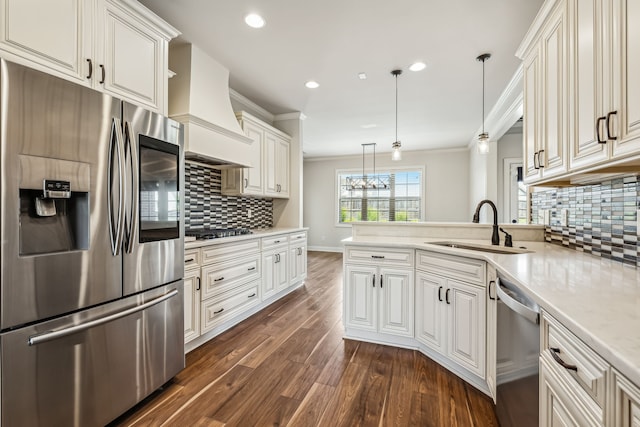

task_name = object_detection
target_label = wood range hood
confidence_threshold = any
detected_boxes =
[168,43,253,168]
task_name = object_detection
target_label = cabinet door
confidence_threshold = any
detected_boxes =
[613,369,640,427]
[262,252,278,300]
[275,249,289,291]
[289,244,307,285]
[378,267,413,337]
[264,132,278,196]
[184,268,201,344]
[523,46,542,182]
[569,0,610,169]
[611,0,640,158]
[276,136,290,198]
[344,265,377,332]
[243,121,264,195]
[0,0,91,84]
[447,279,486,378]
[97,0,164,112]
[540,4,568,177]
[415,271,446,353]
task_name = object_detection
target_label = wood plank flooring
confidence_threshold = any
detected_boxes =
[110,251,498,427]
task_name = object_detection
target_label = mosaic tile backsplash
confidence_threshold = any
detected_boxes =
[185,162,273,230]
[531,175,640,266]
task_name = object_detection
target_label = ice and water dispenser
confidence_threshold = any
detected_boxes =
[18,155,90,256]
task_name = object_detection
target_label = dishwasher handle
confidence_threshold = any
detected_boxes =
[496,277,540,324]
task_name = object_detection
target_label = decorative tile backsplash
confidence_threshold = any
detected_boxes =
[531,176,640,266]
[185,162,273,230]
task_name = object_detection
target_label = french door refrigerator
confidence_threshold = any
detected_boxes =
[0,59,185,426]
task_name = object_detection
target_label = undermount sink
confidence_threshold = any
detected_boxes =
[427,241,532,255]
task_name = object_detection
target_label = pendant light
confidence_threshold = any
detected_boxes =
[477,53,491,154]
[391,69,402,161]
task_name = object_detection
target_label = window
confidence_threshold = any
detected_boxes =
[337,168,423,224]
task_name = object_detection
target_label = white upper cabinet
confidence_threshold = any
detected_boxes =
[0,0,178,113]
[519,0,640,183]
[222,111,290,199]
[522,0,568,183]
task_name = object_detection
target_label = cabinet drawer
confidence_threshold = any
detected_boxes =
[415,250,485,285]
[184,248,201,270]
[201,239,260,265]
[262,234,289,249]
[289,231,307,242]
[201,280,260,333]
[201,255,260,300]
[541,311,609,422]
[344,246,414,267]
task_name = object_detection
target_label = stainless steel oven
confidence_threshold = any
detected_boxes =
[495,274,541,427]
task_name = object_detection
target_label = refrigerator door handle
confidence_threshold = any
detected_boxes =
[124,121,138,254]
[27,289,179,346]
[108,117,126,255]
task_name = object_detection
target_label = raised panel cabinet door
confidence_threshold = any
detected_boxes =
[541,4,568,177]
[378,267,414,337]
[184,268,201,343]
[344,264,377,332]
[447,279,486,378]
[262,252,277,300]
[486,267,498,403]
[613,369,640,427]
[523,46,542,183]
[415,271,446,353]
[276,136,290,198]
[569,0,610,169]
[612,0,640,158]
[243,122,264,195]
[98,0,162,111]
[264,132,278,196]
[0,0,91,84]
[275,249,289,291]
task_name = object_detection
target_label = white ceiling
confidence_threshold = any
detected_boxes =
[139,0,543,158]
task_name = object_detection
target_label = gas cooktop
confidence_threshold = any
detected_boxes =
[185,228,253,240]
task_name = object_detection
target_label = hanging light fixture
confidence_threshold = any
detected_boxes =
[347,143,390,191]
[477,53,491,154]
[391,69,402,161]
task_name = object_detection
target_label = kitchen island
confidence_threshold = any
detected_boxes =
[343,222,640,426]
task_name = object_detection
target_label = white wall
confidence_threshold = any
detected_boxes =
[468,141,498,223]
[496,128,523,223]
[303,148,470,251]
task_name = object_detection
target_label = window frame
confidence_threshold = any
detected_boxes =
[334,165,426,227]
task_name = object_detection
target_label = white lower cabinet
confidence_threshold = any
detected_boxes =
[344,264,414,337]
[613,369,640,427]
[289,232,307,285]
[486,265,498,402]
[415,270,486,378]
[183,266,201,344]
[262,248,288,300]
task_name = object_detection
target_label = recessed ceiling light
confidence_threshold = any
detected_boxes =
[409,62,427,72]
[305,81,319,89]
[358,72,367,80]
[244,13,265,28]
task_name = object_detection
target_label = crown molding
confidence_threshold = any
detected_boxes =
[274,112,307,121]
[229,89,275,122]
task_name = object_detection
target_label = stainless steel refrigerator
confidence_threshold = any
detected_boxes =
[0,59,185,426]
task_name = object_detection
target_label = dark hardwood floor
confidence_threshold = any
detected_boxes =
[111,251,498,426]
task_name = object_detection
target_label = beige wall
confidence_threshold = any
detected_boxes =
[303,148,470,251]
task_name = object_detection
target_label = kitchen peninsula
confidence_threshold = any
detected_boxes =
[343,221,640,426]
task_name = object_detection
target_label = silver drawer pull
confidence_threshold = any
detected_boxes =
[214,277,225,282]
[213,308,224,314]
[247,267,256,271]
[371,255,385,259]
[549,348,578,372]
[185,258,195,263]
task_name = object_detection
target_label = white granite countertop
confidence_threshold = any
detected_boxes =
[185,227,307,249]
[344,235,640,387]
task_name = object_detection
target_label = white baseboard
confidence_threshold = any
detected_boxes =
[308,245,343,253]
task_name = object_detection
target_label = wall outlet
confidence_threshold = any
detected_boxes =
[247,209,252,218]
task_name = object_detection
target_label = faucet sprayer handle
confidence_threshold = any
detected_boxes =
[499,228,513,247]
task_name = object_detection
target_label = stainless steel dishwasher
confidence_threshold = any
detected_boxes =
[495,274,540,427]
